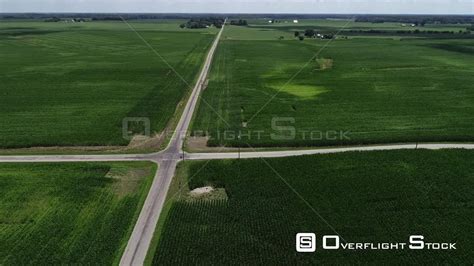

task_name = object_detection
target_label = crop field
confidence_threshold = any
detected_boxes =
[221,19,472,41]
[248,18,471,32]
[0,20,216,148]
[0,161,155,264]
[150,149,474,264]
[191,20,474,148]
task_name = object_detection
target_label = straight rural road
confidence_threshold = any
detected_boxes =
[185,143,474,160]
[1,18,474,266]
[0,154,147,163]
[2,143,474,163]
[119,19,227,266]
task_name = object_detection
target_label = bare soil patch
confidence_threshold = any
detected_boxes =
[189,186,214,195]
[316,58,334,70]
[185,186,228,202]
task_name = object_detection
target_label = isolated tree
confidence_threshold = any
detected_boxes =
[298,36,305,41]
[294,31,300,37]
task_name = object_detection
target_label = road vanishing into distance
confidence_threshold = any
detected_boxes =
[119,19,227,265]
[1,20,474,266]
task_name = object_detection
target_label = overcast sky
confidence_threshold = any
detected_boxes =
[0,0,472,14]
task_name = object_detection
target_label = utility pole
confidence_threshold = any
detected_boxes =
[238,134,241,159]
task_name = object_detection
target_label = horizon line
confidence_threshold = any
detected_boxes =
[1,12,473,16]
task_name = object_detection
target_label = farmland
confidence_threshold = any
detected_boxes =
[0,20,216,148]
[191,20,474,148]
[150,149,474,264]
[246,18,471,34]
[0,161,155,264]
[1,14,473,266]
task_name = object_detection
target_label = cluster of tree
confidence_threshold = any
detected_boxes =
[44,17,61,22]
[230,19,248,26]
[348,29,471,35]
[304,29,316,37]
[355,15,474,25]
[179,17,224,29]
[91,17,122,21]
[294,30,334,39]
[268,19,285,23]
[44,17,87,22]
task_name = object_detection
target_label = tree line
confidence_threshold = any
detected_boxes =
[179,17,225,29]
[230,19,248,26]
[348,29,472,35]
[355,15,474,25]
[294,29,334,40]
[45,17,87,22]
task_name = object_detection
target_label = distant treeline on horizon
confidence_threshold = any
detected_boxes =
[1,13,473,24]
